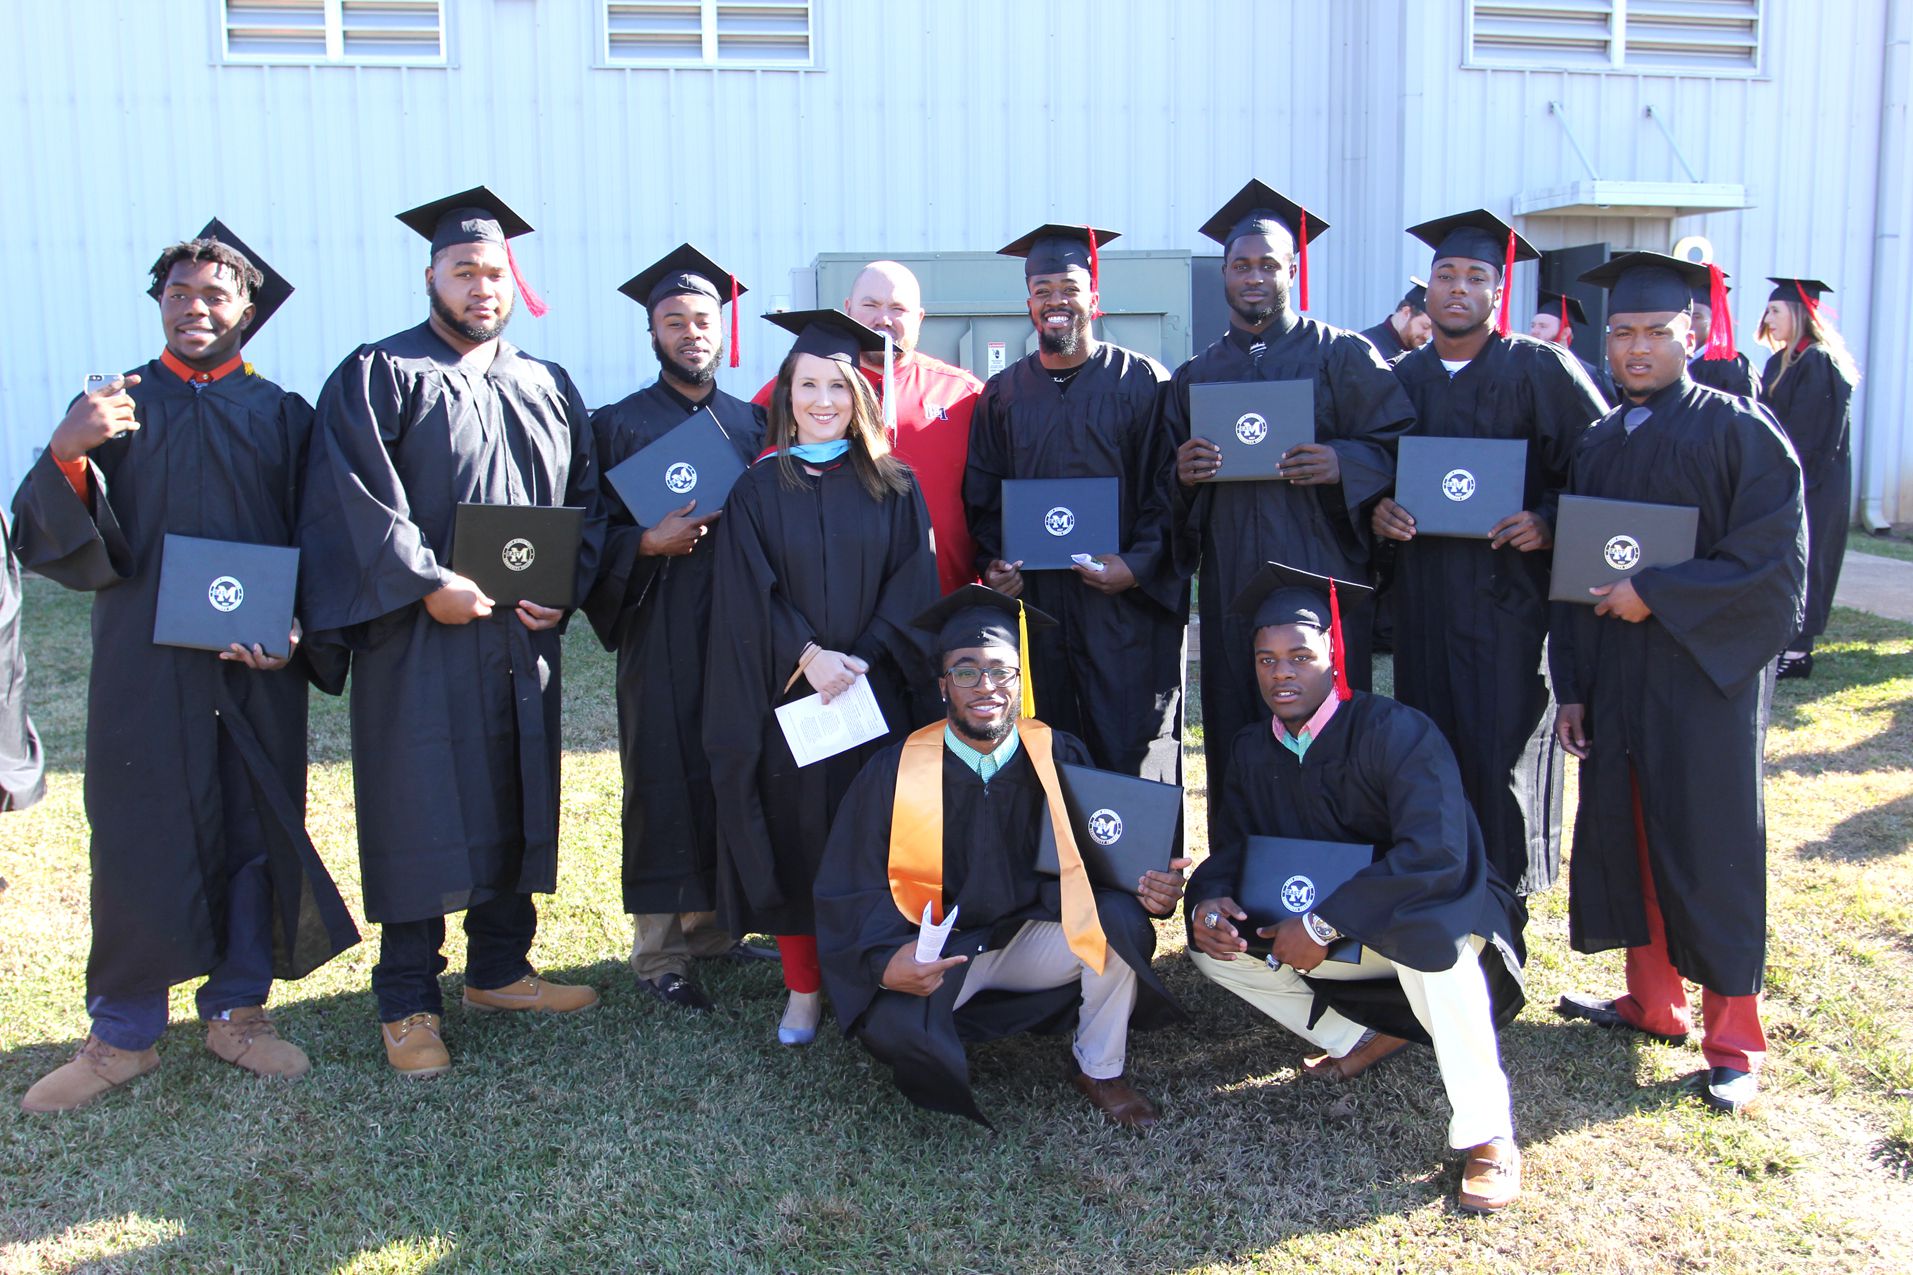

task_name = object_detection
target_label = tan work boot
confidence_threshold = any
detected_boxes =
[461,973,599,1014]
[21,1036,159,1113]
[381,1013,451,1079]
[205,1007,310,1079]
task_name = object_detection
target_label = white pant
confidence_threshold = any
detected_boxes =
[1192,939,1513,1150]
[954,920,1137,1079]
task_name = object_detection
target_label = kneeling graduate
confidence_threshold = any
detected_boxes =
[1184,562,1527,1214]
[814,586,1188,1128]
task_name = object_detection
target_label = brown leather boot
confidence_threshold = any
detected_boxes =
[1456,1137,1522,1214]
[381,1013,451,1079]
[1071,1071,1161,1130]
[462,973,600,1014]
[21,1036,159,1113]
[206,1008,310,1079]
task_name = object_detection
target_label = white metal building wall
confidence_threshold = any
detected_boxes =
[1,0,1902,518]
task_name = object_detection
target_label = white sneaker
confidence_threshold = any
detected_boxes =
[777,990,823,1046]
[1704,1066,1759,1114]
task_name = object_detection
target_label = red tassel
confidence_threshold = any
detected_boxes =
[1705,264,1736,360]
[1495,229,1515,336]
[1298,210,1311,312]
[1328,581,1351,702]
[1087,226,1103,321]
[1560,295,1570,332]
[504,241,548,318]
[1793,279,1819,320]
[729,273,740,369]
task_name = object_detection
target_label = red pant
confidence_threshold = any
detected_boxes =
[776,935,821,994]
[1617,776,1766,1073]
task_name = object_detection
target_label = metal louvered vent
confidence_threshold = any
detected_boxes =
[1467,0,1762,74]
[605,0,813,67]
[222,0,445,66]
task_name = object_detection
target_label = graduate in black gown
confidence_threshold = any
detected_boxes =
[1686,266,1759,400]
[703,310,938,1047]
[1165,182,1414,844]
[814,587,1185,1127]
[1184,563,1526,1214]
[1372,210,1607,900]
[1551,254,1807,1115]
[1758,277,1860,678]
[1529,290,1616,406]
[963,223,1184,786]
[1358,278,1431,367]
[298,188,605,1077]
[581,245,769,1013]
[16,224,356,1113]
[0,508,44,815]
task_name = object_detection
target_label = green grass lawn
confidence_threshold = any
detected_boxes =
[1849,526,1913,565]
[2,580,1910,1273]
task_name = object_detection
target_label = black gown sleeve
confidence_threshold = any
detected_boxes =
[579,404,667,651]
[1119,371,1184,613]
[963,381,1010,575]
[1319,336,1414,535]
[1528,345,1608,531]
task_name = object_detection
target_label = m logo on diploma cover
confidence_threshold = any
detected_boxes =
[1044,506,1077,537]
[501,538,536,572]
[1087,807,1124,846]
[207,575,244,613]
[1280,874,1317,913]
[1235,411,1269,446]
[1603,534,1642,571]
[664,461,698,495]
[1442,468,1477,501]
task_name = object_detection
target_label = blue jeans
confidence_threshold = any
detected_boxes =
[370,890,538,1022]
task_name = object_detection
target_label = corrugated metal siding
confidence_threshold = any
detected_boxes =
[1,0,1901,517]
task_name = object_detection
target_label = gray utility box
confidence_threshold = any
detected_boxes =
[811,250,1195,380]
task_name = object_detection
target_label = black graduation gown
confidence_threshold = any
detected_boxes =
[1389,334,1606,896]
[963,343,1184,783]
[581,381,764,916]
[297,324,603,925]
[10,361,358,997]
[703,455,937,937]
[0,510,44,812]
[1184,697,1525,1046]
[1550,379,1806,996]
[1689,352,1759,401]
[1760,344,1855,642]
[1358,319,1414,367]
[1164,318,1414,838]
[815,731,1182,1125]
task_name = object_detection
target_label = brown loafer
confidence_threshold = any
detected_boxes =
[1302,1031,1410,1082]
[462,974,600,1015]
[21,1036,159,1113]
[1456,1137,1522,1214]
[206,1007,310,1079]
[1070,1070,1160,1130]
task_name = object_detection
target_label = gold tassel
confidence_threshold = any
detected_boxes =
[1018,599,1035,719]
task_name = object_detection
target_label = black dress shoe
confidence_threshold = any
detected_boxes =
[1554,992,1689,1046]
[1776,652,1813,680]
[1703,1066,1758,1113]
[720,940,779,963]
[641,973,714,1012]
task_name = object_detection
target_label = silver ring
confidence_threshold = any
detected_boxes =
[1203,911,1221,929]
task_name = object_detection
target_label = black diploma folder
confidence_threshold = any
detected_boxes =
[1189,380,1315,481]
[1239,835,1371,964]
[1001,477,1120,570]
[1035,762,1184,891]
[152,534,300,660]
[604,408,747,529]
[1548,494,1700,604]
[1394,436,1528,538]
[452,503,585,610]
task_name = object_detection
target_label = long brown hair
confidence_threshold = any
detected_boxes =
[1759,298,1861,390]
[765,353,914,500]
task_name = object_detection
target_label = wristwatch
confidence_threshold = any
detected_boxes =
[1302,912,1340,946]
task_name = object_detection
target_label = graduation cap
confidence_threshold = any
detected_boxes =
[1402,277,1429,311]
[150,218,294,342]
[765,308,886,362]
[1536,289,1590,329]
[1230,561,1376,702]
[620,243,748,369]
[1581,251,1738,361]
[395,185,548,317]
[999,223,1120,318]
[1406,209,1539,337]
[911,584,1056,718]
[1198,180,1330,311]
[1767,276,1833,321]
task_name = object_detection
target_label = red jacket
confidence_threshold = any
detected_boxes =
[754,350,982,595]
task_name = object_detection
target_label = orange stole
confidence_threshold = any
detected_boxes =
[886,719,1108,973]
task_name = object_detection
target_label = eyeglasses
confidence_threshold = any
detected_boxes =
[942,666,1020,689]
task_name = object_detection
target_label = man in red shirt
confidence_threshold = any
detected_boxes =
[755,260,981,594]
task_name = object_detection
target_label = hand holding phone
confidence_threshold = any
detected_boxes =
[51,373,143,463]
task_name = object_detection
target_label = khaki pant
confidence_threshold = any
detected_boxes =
[953,920,1138,1079]
[1191,938,1513,1150]
[630,911,734,981]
